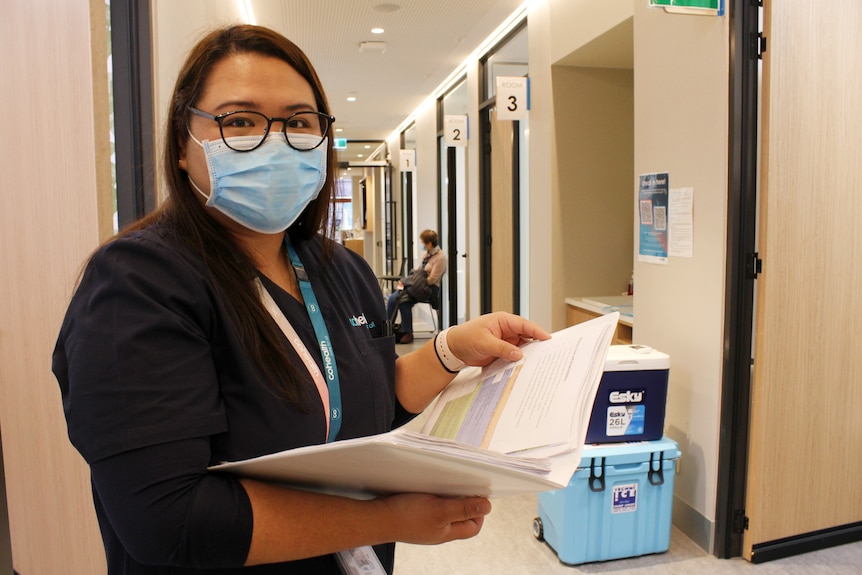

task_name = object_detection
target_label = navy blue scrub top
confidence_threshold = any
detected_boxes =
[53,222,408,574]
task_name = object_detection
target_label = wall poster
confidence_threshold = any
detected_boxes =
[638,172,669,264]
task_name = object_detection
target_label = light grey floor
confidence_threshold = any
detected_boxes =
[393,493,862,574]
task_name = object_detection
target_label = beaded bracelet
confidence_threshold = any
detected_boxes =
[433,327,466,373]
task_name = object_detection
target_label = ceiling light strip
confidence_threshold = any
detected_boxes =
[239,0,256,25]
[391,0,531,137]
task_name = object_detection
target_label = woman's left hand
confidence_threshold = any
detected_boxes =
[445,312,550,368]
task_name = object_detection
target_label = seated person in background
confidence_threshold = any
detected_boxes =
[386,229,447,344]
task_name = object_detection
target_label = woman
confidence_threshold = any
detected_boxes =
[52,25,549,575]
[386,229,447,344]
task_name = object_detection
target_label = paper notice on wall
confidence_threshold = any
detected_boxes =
[668,187,694,257]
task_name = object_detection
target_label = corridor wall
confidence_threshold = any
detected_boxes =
[0,0,113,573]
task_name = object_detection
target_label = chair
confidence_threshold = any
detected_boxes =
[386,292,441,339]
[411,301,440,338]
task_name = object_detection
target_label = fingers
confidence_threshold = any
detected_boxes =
[496,312,551,343]
[448,312,550,366]
[459,496,492,520]
[445,515,486,541]
[380,494,491,545]
[439,497,491,542]
[482,336,526,364]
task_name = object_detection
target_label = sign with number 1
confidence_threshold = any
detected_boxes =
[399,149,416,171]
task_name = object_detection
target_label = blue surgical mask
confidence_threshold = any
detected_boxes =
[187,132,328,234]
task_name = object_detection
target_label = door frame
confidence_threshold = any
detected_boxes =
[444,145,458,327]
[714,0,761,558]
[111,0,156,228]
[717,0,862,561]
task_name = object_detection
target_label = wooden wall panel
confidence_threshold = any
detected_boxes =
[744,0,862,557]
[490,108,515,312]
[0,0,111,572]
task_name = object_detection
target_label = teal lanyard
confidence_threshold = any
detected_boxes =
[285,240,342,442]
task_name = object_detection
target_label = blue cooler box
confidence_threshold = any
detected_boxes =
[534,438,680,565]
[585,345,670,443]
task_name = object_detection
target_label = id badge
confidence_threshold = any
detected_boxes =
[335,546,387,575]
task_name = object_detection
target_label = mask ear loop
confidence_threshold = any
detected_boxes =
[185,127,212,201]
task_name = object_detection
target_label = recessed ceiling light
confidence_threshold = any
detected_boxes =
[364,145,371,149]
[371,28,384,34]
[347,96,357,102]
[357,153,364,158]
[335,128,344,133]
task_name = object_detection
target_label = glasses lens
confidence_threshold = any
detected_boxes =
[283,112,331,150]
[219,111,269,151]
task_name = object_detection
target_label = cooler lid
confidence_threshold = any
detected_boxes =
[604,344,669,372]
[578,437,680,467]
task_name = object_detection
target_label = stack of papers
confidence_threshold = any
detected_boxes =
[210,312,619,498]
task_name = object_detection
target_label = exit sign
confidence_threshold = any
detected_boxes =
[649,0,723,15]
[334,138,348,150]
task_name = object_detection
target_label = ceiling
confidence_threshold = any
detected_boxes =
[153,0,527,169]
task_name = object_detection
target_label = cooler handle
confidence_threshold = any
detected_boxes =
[648,451,665,486]
[589,457,606,492]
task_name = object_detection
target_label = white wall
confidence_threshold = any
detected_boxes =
[633,3,729,551]
[413,104,440,243]
[553,66,635,303]
[524,0,556,328]
[549,0,634,64]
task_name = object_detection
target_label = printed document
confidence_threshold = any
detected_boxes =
[210,312,619,498]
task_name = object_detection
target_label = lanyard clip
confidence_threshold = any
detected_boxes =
[292,264,309,282]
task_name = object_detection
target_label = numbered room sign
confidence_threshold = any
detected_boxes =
[444,114,468,147]
[496,76,529,121]
[399,149,416,171]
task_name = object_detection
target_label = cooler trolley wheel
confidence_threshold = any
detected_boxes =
[532,516,544,541]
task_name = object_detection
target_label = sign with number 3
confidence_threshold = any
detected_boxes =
[495,76,529,121]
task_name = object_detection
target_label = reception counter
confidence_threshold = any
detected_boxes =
[565,295,633,344]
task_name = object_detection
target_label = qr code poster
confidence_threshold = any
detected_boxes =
[638,173,669,264]
[639,199,653,225]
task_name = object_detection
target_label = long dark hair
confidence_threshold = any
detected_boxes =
[123,25,339,408]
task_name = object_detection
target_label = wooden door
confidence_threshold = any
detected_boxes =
[743,0,862,559]
[490,108,515,312]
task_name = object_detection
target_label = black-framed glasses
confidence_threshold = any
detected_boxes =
[188,107,335,152]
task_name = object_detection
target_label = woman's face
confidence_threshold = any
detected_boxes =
[179,52,320,231]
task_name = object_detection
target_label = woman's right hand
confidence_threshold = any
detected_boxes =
[445,312,551,369]
[375,493,491,544]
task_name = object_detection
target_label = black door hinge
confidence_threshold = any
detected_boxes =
[752,32,767,59]
[733,509,750,533]
[747,252,763,279]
